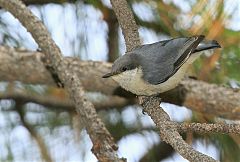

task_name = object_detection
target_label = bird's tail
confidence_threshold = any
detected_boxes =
[193,39,221,53]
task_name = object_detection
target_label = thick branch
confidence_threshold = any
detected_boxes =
[0,90,134,111]
[0,46,118,95]
[0,46,240,119]
[160,80,240,119]
[3,89,240,136]
[0,0,123,161]
[141,97,218,162]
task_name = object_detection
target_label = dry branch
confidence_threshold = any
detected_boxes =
[0,0,123,161]
[0,46,117,95]
[141,97,218,162]
[0,46,240,119]
[178,123,240,134]
[160,80,240,119]
[110,0,140,51]
[0,90,134,111]
[2,89,240,136]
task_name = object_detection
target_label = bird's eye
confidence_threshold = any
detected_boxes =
[122,67,127,71]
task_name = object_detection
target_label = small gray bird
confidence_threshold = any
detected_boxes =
[103,35,221,96]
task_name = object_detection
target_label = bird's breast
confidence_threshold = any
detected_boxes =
[111,68,164,96]
[111,68,151,95]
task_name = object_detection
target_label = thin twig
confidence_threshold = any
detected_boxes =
[178,123,240,134]
[0,0,124,161]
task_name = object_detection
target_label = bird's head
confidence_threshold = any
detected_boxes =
[102,53,139,78]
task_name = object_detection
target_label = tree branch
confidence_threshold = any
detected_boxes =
[0,90,134,111]
[141,97,218,162]
[110,0,140,51]
[0,0,124,161]
[109,0,219,161]
[2,89,240,136]
[0,46,118,95]
[0,46,240,119]
[178,123,240,134]
[160,80,240,119]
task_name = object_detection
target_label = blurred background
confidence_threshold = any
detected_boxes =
[0,0,240,161]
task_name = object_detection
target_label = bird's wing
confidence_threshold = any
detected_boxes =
[133,35,204,85]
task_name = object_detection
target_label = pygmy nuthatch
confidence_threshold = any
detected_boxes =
[103,35,221,96]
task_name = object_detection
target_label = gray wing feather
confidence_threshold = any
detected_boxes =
[133,36,204,85]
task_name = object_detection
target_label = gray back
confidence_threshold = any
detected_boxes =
[132,36,203,84]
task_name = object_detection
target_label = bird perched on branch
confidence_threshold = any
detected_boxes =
[103,35,221,96]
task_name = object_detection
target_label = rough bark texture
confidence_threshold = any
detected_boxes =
[160,80,240,119]
[181,80,240,119]
[110,0,141,52]
[0,90,134,111]
[0,46,117,95]
[0,46,240,119]
[0,0,124,161]
[178,123,240,134]
[141,97,218,162]
[3,89,240,136]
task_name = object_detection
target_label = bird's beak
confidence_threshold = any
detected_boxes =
[102,72,115,78]
[210,40,221,48]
